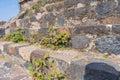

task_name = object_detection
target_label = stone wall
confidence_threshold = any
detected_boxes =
[3,0,120,55]
[9,0,120,29]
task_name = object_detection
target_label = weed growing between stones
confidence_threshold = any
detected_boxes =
[27,52,67,80]
[40,26,71,50]
[24,0,46,13]
[102,53,109,58]
[4,27,26,43]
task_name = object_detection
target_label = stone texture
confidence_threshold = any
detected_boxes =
[75,7,87,18]
[18,45,40,61]
[64,8,75,18]
[71,36,90,49]
[57,16,65,26]
[4,62,12,68]
[0,42,13,52]
[95,36,120,55]
[95,1,114,16]
[112,24,120,34]
[72,25,110,35]
[7,43,29,56]
[0,28,5,36]
[30,49,46,63]
[67,58,120,80]
[0,53,32,80]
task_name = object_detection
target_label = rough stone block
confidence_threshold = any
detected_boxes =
[112,24,120,34]
[67,58,120,80]
[0,28,5,36]
[71,36,90,49]
[18,45,40,61]
[64,8,75,18]
[57,16,64,26]
[72,25,110,35]
[75,7,87,18]
[30,15,37,22]
[95,36,120,55]
[1,42,13,53]
[95,1,114,16]
[7,43,29,56]
[30,49,46,63]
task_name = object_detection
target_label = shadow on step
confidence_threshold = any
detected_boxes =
[84,62,120,80]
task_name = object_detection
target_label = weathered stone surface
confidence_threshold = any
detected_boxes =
[17,11,25,19]
[71,36,90,49]
[30,15,36,22]
[95,36,120,55]
[7,43,29,56]
[57,16,64,26]
[0,77,11,80]
[75,7,87,18]
[18,45,40,61]
[4,62,12,68]
[67,58,120,80]
[64,8,75,18]
[30,49,46,63]
[95,1,114,16]
[72,25,110,35]
[0,28,5,36]
[0,42,13,52]
[3,42,14,54]
[112,24,120,34]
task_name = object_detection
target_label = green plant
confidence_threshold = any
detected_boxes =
[30,0,46,10]
[40,26,70,49]
[27,52,67,80]
[103,53,109,58]
[4,27,26,43]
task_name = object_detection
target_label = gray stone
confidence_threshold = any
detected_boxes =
[0,68,9,77]
[95,36,120,55]
[57,59,69,72]
[30,15,36,22]
[4,62,12,68]
[42,13,55,22]
[3,43,14,54]
[64,0,76,8]
[67,58,120,80]
[75,7,87,18]
[64,0,92,8]
[95,1,114,16]
[64,8,75,18]
[112,24,120,34]
[71,36,90,49]
[17,11,25,19]
[72,25,109,35]
[0,28,5,36]
[117,0,120,14]
[57,16,64,26]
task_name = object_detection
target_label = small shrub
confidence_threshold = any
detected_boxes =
[27,52,67,80]
[4,27,26,43]
[40,26,70,49]
[102,53,109,58]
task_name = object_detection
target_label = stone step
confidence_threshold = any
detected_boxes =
[0,41,120,80]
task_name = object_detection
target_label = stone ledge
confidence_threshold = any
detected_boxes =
[0,41,120,80]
